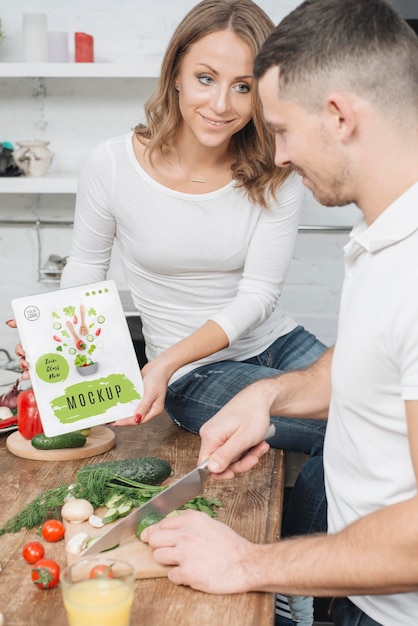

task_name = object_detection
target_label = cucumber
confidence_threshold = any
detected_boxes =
[31,431,87,450]
[77,457,172,486]
[101,508,120,524]
[101,501,134,525]
[136,513,164,539]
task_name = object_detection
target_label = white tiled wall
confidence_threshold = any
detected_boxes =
[0,0,358,360]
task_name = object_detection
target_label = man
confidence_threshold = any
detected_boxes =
[141,1,418,624]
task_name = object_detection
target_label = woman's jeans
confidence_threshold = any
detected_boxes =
[165,325,327,456]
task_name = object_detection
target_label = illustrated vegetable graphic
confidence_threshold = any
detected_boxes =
[74,354,94,368]
[17,388,43,440]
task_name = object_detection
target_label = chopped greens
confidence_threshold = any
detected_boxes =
[0,462,221,535]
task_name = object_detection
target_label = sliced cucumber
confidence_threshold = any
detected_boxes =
[117,503,132,517]
[101,508,120,524]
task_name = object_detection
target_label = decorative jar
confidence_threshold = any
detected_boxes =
[13,140,54,177]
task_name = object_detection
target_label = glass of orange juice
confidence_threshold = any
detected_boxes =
[60,557,135,626]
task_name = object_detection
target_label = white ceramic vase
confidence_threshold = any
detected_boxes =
[13,140,54,177]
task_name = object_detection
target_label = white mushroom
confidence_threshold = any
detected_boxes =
[61,498,94,523]
[66,532,90,554]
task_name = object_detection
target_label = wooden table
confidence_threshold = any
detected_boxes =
[0,413,284,626]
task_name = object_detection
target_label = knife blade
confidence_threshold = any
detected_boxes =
[81,422,275,556]
[81,460,210,555]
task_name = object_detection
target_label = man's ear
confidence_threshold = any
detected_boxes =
[325,93,357,142]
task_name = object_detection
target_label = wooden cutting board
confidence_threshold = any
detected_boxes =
[6,426,116,461]
[64,507,170,579]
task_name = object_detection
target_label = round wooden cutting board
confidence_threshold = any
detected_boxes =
[6,425,116,461]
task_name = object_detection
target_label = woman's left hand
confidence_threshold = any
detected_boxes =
[113,359,171,426]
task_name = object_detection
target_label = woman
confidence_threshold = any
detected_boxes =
[19,2,328,623]
[61,0,327,445]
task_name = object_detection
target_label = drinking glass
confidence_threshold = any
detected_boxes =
[60,557,135,626]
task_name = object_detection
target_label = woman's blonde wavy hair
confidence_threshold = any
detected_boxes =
[134,0,290,208]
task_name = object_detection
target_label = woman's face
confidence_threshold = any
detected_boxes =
[175,29,254,149]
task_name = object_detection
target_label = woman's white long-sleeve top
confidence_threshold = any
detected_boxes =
[61,133,303,382]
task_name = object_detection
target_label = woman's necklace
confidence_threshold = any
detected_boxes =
[176,153,227,184]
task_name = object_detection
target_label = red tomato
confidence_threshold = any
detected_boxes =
[89,563,115,579]
[31,558,60,589]
[17,388,43,440]
[41,519,65,542]
[22,541,45,564]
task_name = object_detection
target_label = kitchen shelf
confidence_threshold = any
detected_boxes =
[0,62,159,78]
[0,173,78,194]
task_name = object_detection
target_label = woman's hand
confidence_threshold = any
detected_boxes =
[115,320,230,427]
[113,358,172,426]
[5,320,30,380]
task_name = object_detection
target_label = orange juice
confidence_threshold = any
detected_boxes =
[63,576,134,626]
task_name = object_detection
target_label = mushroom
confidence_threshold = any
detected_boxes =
[61,498,94,523]
[66,532,90,554]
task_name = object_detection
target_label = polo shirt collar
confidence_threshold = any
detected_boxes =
[348,181,418,254]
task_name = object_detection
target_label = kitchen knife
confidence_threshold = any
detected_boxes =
[81,422,275,556]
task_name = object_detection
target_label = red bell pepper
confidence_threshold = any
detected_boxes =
[17,389,44,439]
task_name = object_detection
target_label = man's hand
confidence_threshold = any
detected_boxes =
[198,380,273,478]
[141,510,255,594]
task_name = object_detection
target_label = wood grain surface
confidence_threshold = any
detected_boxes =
[0,412,284,626]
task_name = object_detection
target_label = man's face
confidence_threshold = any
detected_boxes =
[258,66,354,208]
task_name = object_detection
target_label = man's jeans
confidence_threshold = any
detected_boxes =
[166,325,329,626]
[332,598,383,626]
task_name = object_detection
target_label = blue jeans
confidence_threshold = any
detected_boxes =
[331,598,383,626]
[276,455,327,626]
[166,325,327,457]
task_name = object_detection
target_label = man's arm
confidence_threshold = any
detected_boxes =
[198,347,333,475]
[143,400,418,595]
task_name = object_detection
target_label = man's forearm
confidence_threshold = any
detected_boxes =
[248,493,418,596]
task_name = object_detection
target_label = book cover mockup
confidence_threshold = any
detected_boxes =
[12,280,143,436]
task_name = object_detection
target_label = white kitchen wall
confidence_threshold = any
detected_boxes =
[0,0,360,364]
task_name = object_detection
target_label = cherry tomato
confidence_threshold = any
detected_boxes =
[89,563,115,579]
[41,519,65,542]
[31,558,60,589]
[22,541,45,564]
